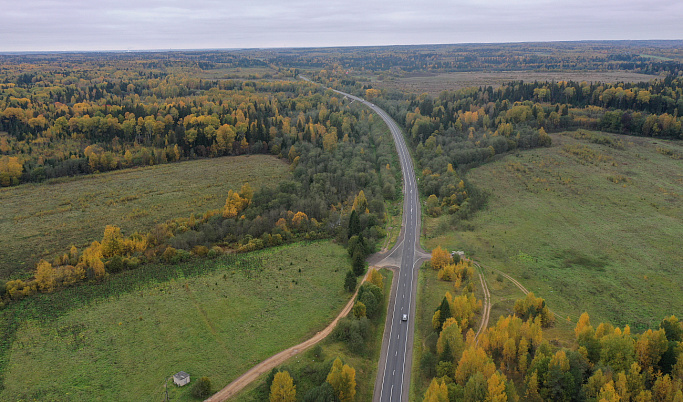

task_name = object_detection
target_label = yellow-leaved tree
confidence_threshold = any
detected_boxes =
[101,225,124,258]
[223,190,248,218]
[352,190,368,213]
[431,246,452,271]
[487,372,508,402]
[35,260,55,292]
[270,371,296,402]
[423,378,448,402]
[367,269,384,289]
[327,357,356,402]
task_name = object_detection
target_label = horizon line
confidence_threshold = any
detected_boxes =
[1,38,682,56]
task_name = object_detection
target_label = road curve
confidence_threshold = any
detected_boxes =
[329,88,429,402]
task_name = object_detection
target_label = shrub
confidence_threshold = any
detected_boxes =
[207,246,223,259]
[161,246,177,263]
[191,376,211,398]
[106,255,124,273]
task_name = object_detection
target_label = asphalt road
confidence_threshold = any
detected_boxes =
[330,88,427,402]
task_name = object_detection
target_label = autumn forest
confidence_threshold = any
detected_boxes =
[1,41,683,401]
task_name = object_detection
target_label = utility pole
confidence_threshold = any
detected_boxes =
[164,376,170,402]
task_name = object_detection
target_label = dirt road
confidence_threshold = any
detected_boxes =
[205,268,378,401]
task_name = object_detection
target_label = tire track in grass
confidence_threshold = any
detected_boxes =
[472,261,491,344]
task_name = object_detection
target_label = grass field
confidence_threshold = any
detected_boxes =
[423,131,683,330]
[370,71,659,96]
[0,241,349,401]
[0,155,290,279]
[232,268,394,402]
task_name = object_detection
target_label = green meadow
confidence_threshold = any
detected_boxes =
[424,131,683,330]
[0,241,349,401]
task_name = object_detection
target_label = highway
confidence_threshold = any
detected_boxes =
[329,88,428,402]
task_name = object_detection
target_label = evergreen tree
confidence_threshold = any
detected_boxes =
[348,209,361,238]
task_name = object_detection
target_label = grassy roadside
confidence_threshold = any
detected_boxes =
[0,154,290,279]
[232,268,394,401]
[0,241,349,401]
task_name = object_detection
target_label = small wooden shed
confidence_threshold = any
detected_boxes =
[173,371,190,387]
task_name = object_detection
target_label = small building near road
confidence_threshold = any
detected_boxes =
[173,371,190,387]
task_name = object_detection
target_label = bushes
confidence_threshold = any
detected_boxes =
[191,376,211,398]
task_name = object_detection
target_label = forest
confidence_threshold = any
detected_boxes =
[0,53,406,305]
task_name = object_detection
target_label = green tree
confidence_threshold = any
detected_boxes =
[348,209,361,238]
[302,382,337,402]
[191,376,212,398]
[352,250,366,276]
[353,301,366,319]
[464,372,487,402]
[435,296,452,332]
[344,270,357,292]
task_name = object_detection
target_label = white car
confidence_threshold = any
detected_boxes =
[402,314,408,321]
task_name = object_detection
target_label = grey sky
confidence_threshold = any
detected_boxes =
[2,0,682,52]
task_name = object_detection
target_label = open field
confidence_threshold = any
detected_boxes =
[371,71,660,96]
[232,268,393,402]
[0,155,289,279]
[0,241,349,401]
[423,131,683,330]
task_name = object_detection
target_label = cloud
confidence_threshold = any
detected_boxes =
[1,0,682,51]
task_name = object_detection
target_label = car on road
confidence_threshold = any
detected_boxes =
[402,314,408,321]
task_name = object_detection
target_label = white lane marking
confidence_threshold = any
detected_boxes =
[397,257,422,402]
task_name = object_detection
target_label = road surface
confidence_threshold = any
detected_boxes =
[330,88,429,402]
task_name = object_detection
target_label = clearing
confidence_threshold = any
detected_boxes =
[370,71,659,96]
[0,154,289,279]
[0,241,349,401]
[423,131,683,330]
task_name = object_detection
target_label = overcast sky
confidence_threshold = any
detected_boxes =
[2,0,682,52]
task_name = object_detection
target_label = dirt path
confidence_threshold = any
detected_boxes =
[491,267,530,295]
[205,267,380,401]
[472,261,491,344]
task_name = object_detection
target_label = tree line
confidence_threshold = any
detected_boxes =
[1,79,402,303]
